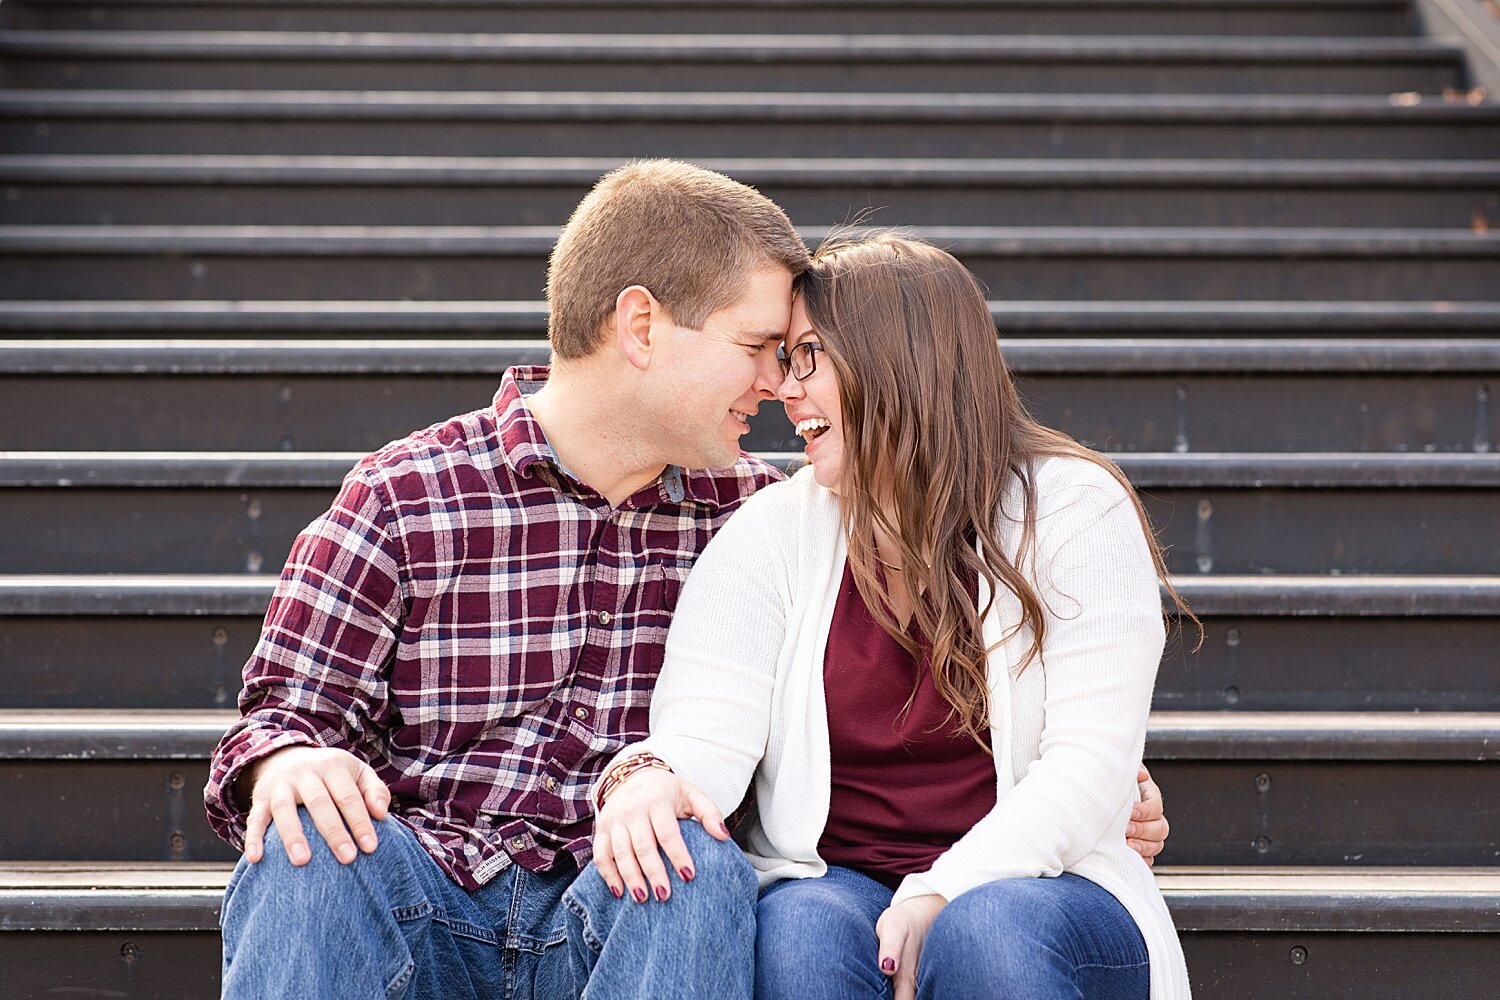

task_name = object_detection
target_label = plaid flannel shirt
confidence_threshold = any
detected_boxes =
[204,367,782,889]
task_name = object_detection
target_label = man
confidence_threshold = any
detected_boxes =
[205,160,1168,999]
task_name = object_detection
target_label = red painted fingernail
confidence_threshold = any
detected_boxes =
[679,866,694,882]
[633,888,647,903]
[655,885,669,901]
[881,958,896,974]
[610,884,623,899]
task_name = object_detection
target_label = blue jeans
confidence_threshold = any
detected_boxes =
[755,867,1149,1000]
[220,810,756,999]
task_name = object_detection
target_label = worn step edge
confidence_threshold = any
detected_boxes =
[2,0,1419,11]
[4,865,1498,933]
[6,155,1499,186]
[1,574,1496,617]
[0,31,1466,63]
[3,302,1497,334]
[2,90,1494,122]
[3,225,1498,257]
[5,451,1499,488]
[3,864,1492,933]
[7,338,1500,373]
[2,709,1494,761]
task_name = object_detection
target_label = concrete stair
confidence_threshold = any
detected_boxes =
[1,0,1496,995]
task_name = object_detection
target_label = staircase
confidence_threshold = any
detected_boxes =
[1,1,1498,996]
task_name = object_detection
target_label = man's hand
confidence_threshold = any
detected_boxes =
[593,766,730,904]
[1128,764,1169,866]
[875,893,947,1000]
[241,745,391,867]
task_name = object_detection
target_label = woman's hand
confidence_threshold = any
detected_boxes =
[1129,764,1170,866]
[875,893,948,1000]
[592,766,731,904]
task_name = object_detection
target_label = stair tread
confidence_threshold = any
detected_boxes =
[1,708,1494,760]
[3,300,1497,334]
[9,0,1417,10]
[5,450,1499,488]
[5,154,1497,185]
[4,224,1498,255]
[4,89,1494,120]
[0,31,1466,62]
[10,337,1500,373]
[3,864,1495,933]
[2,573,1498,617]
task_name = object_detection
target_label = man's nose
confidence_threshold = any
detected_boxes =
[754,352,786,396]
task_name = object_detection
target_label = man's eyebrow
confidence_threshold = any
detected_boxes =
[745,329,788,343]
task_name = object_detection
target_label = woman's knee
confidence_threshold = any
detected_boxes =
[918,876,1145,999]
[755,874,890,1000]
[919,881,1047,990]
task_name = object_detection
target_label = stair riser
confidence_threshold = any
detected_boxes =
[2,4,1420,36]
[1152,760,1500,866]
[6,932,222,1000]
[3,373,1495,453]
[8,181,1497,229]
[5,929,1498,1000]
[1158,616,1500,712]
[5,614,1497,712]
[5,758,1496,865]
[0,57,1462,95]
[3,484,1497,574]
[6,118,1494,160]
[5,253,1496,301]
[1181,932,1500,1000]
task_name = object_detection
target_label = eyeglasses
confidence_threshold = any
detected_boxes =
[776,341,824,381]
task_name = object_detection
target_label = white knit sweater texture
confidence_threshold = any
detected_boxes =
[616,457,1191,999]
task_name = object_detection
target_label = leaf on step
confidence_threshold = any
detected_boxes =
[1473,213,1491,235]
[1389,91,1422,107]
[1443,87,1488,106]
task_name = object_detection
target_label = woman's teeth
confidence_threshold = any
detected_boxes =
[795,417,832,441]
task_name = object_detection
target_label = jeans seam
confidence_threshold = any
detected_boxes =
[560,892,604,955]
[1075,959,1151,971]
[384,957,416,998]
[391,901,431,923]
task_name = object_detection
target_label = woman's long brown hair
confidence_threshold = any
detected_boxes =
[797,234,1196,748]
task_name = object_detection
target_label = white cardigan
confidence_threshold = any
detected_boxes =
[614,457,1191,999]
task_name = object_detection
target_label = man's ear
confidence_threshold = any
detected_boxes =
[614,285,660,371]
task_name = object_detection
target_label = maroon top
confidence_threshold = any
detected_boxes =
[818,563,998,890]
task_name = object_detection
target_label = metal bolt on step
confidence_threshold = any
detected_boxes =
[1255,772,1272,792]
[1290,946,1308,966]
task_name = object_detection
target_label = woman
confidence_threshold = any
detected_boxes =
[591,235,1193,999]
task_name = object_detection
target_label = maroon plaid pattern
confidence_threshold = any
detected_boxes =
[205,367,782,889]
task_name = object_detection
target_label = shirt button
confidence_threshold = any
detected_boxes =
[510,836,527,851]
[545,776,559,792]
[573,706,589,720]
[597,610,613,625]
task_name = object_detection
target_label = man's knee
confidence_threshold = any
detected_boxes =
[565,820,754,956]
[231,809,414,904]
[676,820,755,900]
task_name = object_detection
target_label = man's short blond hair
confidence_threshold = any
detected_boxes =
[545,160,810,359]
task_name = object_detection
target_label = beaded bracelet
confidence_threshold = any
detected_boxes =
[597,753,674,808]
